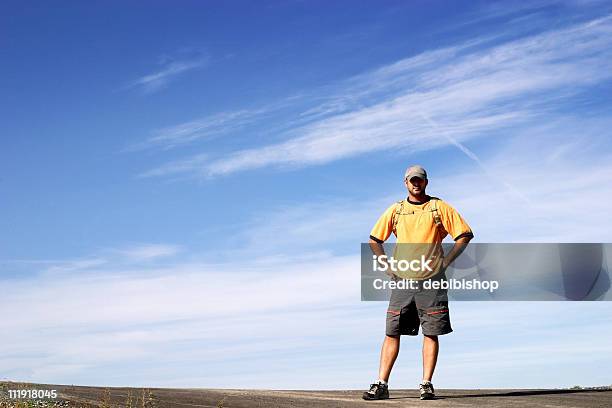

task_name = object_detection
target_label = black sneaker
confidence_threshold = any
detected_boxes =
[362,381,389,400]
[419,381,435,400]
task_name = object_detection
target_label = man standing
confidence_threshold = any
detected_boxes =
[363,165,473,401]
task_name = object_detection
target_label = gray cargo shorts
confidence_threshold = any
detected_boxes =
[385,271,453,337]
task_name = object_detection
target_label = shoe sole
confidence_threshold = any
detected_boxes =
[420,393,435,400]
[362,394,389,401]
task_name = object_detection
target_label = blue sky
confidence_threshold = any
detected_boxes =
[2,0,612,389]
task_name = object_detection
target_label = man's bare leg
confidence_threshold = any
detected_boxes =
[363,336,399,400]
[378,335,400,382]
[422,334,439,382]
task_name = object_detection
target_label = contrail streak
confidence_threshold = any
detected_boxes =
[418,112,531,205]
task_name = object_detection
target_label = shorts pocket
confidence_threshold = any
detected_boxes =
[425,305,449,316]
[421,305,452,335]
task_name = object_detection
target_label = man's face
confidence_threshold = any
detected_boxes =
[405,176,428,196]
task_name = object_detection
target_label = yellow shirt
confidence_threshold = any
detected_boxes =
[370,196,473,279]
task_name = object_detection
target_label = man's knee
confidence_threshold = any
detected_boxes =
[383,334,400,348]
[386,334,400,340]
[385,334,400,344]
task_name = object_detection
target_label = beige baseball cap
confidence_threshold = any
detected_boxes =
[404,165,427,180]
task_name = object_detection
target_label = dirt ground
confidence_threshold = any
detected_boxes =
[2,382,612,408]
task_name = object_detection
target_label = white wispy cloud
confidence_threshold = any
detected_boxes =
[2,244,611,388]
[125,94,312,153]
[220,115,612,253]
[137,15,612,179]
[113,243,182,261]
[19,243,183,278]
[136,153,208,178]
[128,110,264,152]
[0,249,367,386]
[432,118,612,243]
[124,57,207,94]
[43,257,109,274]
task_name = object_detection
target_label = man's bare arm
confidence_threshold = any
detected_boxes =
[369,237,386,257]
[442,234,473,270]
[369,237,399,279]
